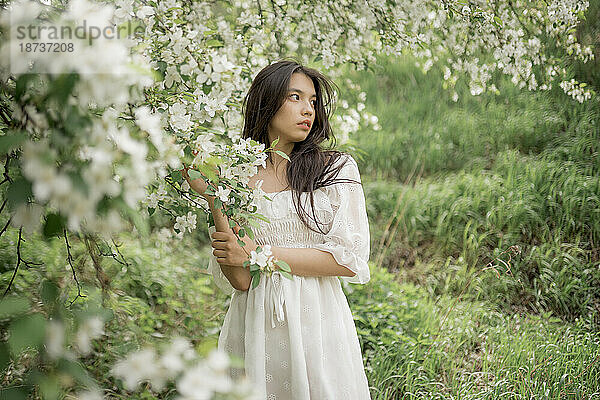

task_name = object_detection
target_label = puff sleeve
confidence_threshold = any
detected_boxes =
[207,225,235,295]
[313,155,371,284]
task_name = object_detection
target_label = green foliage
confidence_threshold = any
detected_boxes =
[356,52,600,321]
[0,226,227,398]
[346,265,600,399]
[347,56,569,181]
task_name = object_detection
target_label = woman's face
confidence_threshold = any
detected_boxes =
[267,72,317,149]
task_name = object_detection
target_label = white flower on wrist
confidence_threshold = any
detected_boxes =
[250,249,269,268]
[249,244,274,271]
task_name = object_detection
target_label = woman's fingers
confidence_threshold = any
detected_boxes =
[212,240,227,249]
[211,231,232,241]
[213,248,226,257]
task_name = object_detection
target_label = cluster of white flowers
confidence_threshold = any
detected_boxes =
[246,243,293,288]
[407,0,594,100]
[143,183,169,209]
[110,337,259,399]
[249,244,274,271]
[0,0,183,238]
[173,211,198,237]
[559,79,594,103]
[1,1,594,398]
[1,0,592,244]
[44,315,106,361]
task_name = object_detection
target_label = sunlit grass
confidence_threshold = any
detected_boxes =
[348,265,600,399]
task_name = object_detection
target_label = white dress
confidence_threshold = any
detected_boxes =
[207,154,371,400]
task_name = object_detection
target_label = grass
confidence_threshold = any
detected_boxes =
[348,264,600,399]
[349,55,600,323]
[336,47,600,397]
[3,225,597,399]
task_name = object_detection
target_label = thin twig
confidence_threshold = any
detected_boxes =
[0,155,12,186]
[2,227,43,298]
[64,228,87,307]
[0,216,10,239]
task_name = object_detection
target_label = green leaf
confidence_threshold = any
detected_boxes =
[8,313,46,357]
[271,137,279,147]
[64,109,91,137]
[238,228,245,238]
[170,169,183,182]
[313,55,322,62]
[275,260,291,272]
[214,198,222,209]
[42,213,65,240]
[244,226,255,239]
[148,207,155,216]
[0,296,30,319]
[15,74,37,100]
[251,274,260,289]
[6,178,33,211]
[251,213,271,223]
[116,199,149,238]
[197,163,218,182]
[56,358,96,387]
[48,74,78,106]
[0,130,27,154]
[228,220,237,228]
[280,270,293,280]
[237,239,245,247]
[274,150,290,161]
[188,169,204,181]
[183,145,194,160]
[205,39,223,48]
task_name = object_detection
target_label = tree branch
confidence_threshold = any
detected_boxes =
[64,228,87,307]
[2,227,43,299]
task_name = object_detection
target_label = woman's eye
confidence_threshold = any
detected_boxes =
[290,94,300,100]
[311,100,317,106]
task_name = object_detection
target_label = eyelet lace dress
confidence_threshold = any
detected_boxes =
[207,154,371,400]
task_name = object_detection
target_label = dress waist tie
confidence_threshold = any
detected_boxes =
[268,271,286,328]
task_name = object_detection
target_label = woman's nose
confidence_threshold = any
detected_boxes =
[302,102,313,116]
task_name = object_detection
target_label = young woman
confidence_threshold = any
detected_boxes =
[183,60,371,399]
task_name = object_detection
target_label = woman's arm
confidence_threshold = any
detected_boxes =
[182,168,251,291]
[270,247,357,278]
[205,196,252,291]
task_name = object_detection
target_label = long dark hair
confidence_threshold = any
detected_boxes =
[242,59,361,234]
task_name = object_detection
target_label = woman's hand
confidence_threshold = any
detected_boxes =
[181,166,213,198]
[210,226,257,268]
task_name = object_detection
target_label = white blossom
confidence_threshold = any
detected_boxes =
[111,348,158,391]
[45,319,65,360]
[75,316,105,355]
[214,186,231,203]
[10,202,44,235]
